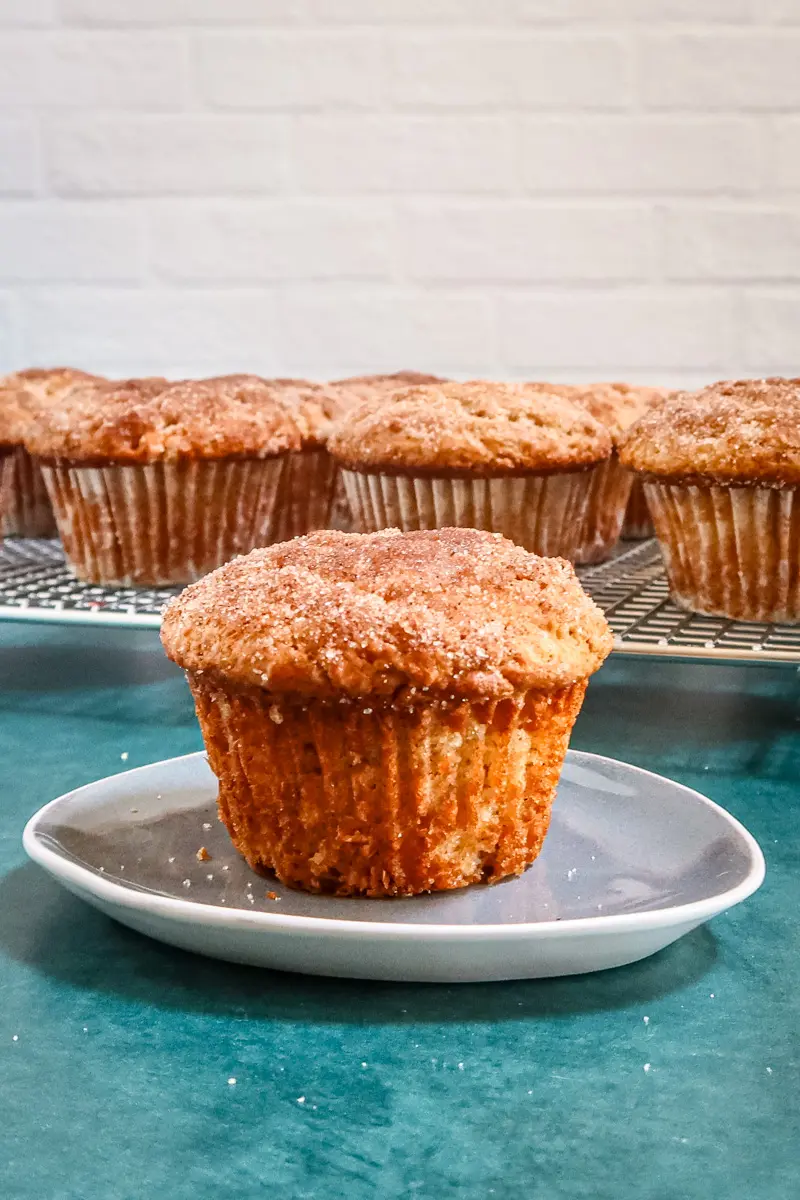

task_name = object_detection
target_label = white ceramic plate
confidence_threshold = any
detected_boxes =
[23,750,765,983]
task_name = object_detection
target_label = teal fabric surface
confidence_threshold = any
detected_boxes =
[0,624,797,1199]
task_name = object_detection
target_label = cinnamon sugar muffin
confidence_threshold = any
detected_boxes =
[0,367,100,537]
[161,528,612,897]
[267,379,358,541]
[621,378,800,622]
[328,381,611,559]
[25,375,301,586]
[551,382,670,563]
[333,370,447,405]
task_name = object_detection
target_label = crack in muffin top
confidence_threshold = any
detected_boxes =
[161,528,613,701]
[619,378,800,487]
[0,367,101,446]
[24,375,302,464]
[328,381,611,476]
[527,382,672,448]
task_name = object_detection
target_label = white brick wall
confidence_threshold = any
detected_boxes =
[0,1,798,385]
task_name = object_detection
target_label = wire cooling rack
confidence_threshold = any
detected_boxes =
[0,538,177,627]
[0,536,799,664]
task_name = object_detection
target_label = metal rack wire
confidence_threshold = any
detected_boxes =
[1,535,798,663]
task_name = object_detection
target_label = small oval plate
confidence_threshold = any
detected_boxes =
[23,750,765,983]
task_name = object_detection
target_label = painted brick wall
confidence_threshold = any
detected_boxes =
[0,0,798,387]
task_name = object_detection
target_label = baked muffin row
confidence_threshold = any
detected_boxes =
[0,369,446,586]
[0,368,661,584]
[3,368,799,624]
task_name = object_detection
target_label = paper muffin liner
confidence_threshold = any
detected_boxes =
[645,480,800,622]
[2,447,58,538]
[40,457,285,587]
[271,448,342,543]
[189,675,587,897]
[341,468,593,560]
[327,467,353,532]
[622,478,654,540]
[0,450,15,538]
[575,454,634,565]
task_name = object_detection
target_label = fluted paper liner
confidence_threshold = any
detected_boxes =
[576,454,634,565]
[0,451,15,538]
[2,447,57,538]
[189,676,586,897]
[342,468,592,559]
[41,457,285,587]
[271,448,343,543]
[646,480,800,623]
[622,478,654,540]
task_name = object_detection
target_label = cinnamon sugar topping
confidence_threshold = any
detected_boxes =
[161,527,612,700]
[620,377,800,486]
[328,380,611,476]
[528,382,671,447]
[24,375,301,463]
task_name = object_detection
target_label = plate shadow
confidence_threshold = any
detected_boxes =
[0,861,718,1024]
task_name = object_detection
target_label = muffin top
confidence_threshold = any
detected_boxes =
[528,382,671,447]
[24,375,302,463]
[328,381,611,475]
[620,378,800,487]
[0,366,99,447]
[269,378,358,449]
[333,370,448,406]
[161,527,613,701]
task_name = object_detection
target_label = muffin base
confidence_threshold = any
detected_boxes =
[0,450,15,537]
[622,478,654,540]
[189,677,587,897]
[271,448,341,543]
[341,467,593,560]
[41,457,285,587]
[2,446,58,538]
[645,480,800,622]
[575,454,634,565]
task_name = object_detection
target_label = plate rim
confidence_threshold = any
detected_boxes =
[22,749,766,942]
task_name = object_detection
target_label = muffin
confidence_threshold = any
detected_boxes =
[333,370,448,405]
[0,367,99,537]
[620,378,800,622]
[25,375,301,586]
[161,527,612,897]
[267,379,358,541]
[328,381,611,559]
[552,382,670,564]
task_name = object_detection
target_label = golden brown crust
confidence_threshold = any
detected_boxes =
[268,378,359,449]
[333,370,448,405]
[24,375,302,464]
[528,382,671,447]
[620,378,800,487]
[0,367,101,446]
[328,381,611,476]
[161,527,613,700]
[0,386,34,447]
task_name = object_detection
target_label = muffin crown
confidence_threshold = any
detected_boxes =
[24,375,302,463]
[161,527,613,701]
[328,381,611,475]
[0,366,100,446]
[269,378,359,449]
[529,382,671,447]
[620,378,800,486]
[333,370,448,406]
